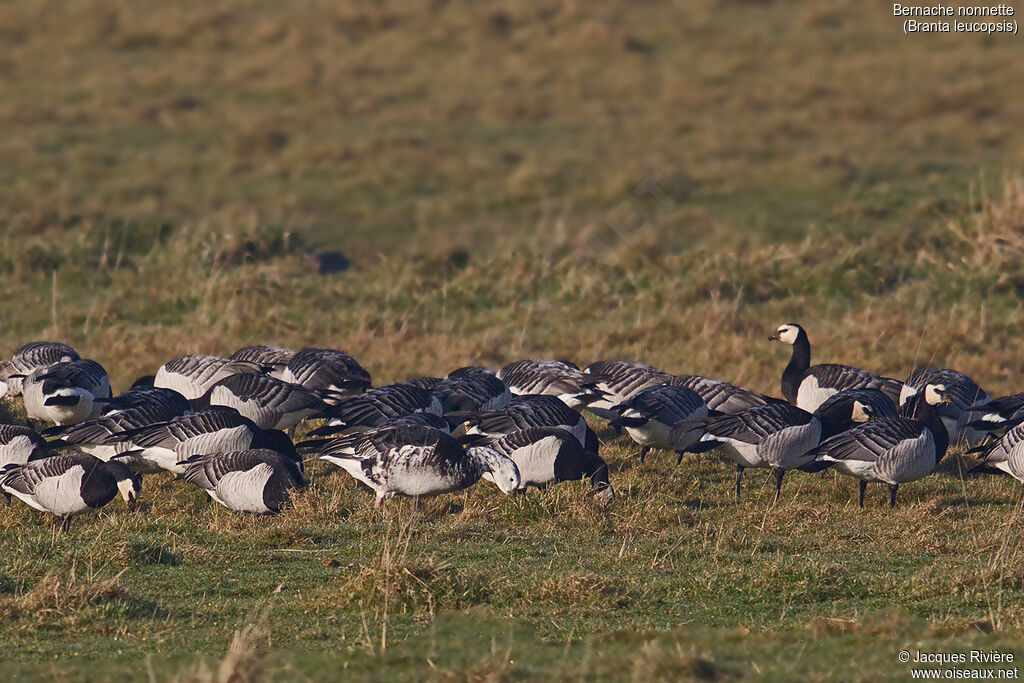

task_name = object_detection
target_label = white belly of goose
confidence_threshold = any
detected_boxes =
[210,463,276,514]
[30,467,89,516]
[876,430,936,484]
[624,421,673,450]
[712,436,764,469]
[795,376,838,413]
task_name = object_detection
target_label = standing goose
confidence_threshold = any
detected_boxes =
[179,449,304,514]
[21,359,111,425]
[806,384,951,507]
[108,408,297,474]
[0,424,53,467]
[497,359,605,409]
[229,344,295,377]
[771,323,903,411]
[671,390,878,501]
[430,374,511,413]
[314,425,519,508]
[0,341,79,398]
[582,360,672,422]
[901,367,988,446]
[0,454,140,530]
[154,354,261,400]
[477,427,613,503]
[448,394,592,449]
[280,347,371,400]
[608,384,707,463]
[195,373,332,430]
[323,384,443,432]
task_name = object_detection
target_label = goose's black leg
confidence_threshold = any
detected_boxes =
[413,496,422,511]
[734,465,744,500]
[60,515,71,533]
[888,483,899,508]
[773,467,785,503]
[858,480,867,508]
[638,446,649,464]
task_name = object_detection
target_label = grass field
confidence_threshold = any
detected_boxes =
[3,1,1024,680]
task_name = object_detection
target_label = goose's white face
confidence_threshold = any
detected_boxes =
[489,459,521,494]
[772,324,800,345]
[116,477,141,507]
[924,383,950,406]
[851,400,873,423]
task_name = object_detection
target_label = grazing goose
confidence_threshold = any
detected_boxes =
[0,341,79,398]
[97,384,192,419]
[478,427,614,503]
[0,424,53,467]
[315,425,519,508]
[179,449,304,514]
[582,360,672,422]
[42,404,185,461]
[963,392,1024,436]
[771,323,903,411]
[672,391,878,501]
[303,411,451,441]
[448,394,592,449]
[667,375,781,414]
[280,348,371,400]
[497,359,605,409]
[21,359,111,425]
[430,374,511,413]
[966,421,1022,478]
[229,344,295,377]
[806,384,951,507]
[195,373,332,430]
[608,384,707,463]
[155,354,261,400]
[0,454,140,530]
[901,367,988,446]
[108,408,297,474]
[323,384,443,432]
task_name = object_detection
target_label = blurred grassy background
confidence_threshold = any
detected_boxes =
[3,1,1024,680]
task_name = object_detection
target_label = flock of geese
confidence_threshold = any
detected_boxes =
[1,323,1022,530]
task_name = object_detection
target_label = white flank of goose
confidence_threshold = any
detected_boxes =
[430,373,511,413]
[0,341,79,398]
[477,426,613,503]
[22,359,111,426]
[280,347,371,400]
[179,449,304,514]
[0,424,53,467]
[608,384,707,463]
[154,354,261,400]
[197,373,330,430]
[807,384,951,507]
[582,359,672,421]
[497,359,605,409]
[672,391,877,501]
[324,384,443,431]
[771,323,903,412]
[449,394,592,448]
[42,404,184,461]
[108,408,297,474]
[229,344,296,377]
[0,454,140,531]
[901,367,989,447]
[314,425,519,508]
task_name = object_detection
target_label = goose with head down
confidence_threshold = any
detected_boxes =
[179,448,304,514]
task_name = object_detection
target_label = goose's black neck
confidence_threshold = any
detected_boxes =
[781,329,811,404]
[904,394,950,463]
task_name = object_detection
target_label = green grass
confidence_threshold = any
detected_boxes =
[3,0,1024,679]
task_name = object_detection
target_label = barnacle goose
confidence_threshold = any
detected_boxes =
[97,384,192,419]
[195,373,332,430]
[179,449,304,514]
[0,424,53,467]
[965,421,1022,478]
[477,427,613,503]
[608,384,707,463]
[303,411,451,441]
[667,375,781,414]
[497,359,605,409]
[41,404,186,461]
[314,425,519,508]
[581,359,672,422]
[229,344,295,377]
[280,348,371,400]
[901,367,989,446]
[671,389,878,500]
[447,394,592,449]
[771,323,903,412]
[430,374,511,413]
[322,383,443,432]
[154,354,261,400]
[21,359,111,425]
[806,384,951,507]
[108,408,297,474]
[963,393,1024,435]
[0,341,79,398]
[0,454,140,530]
